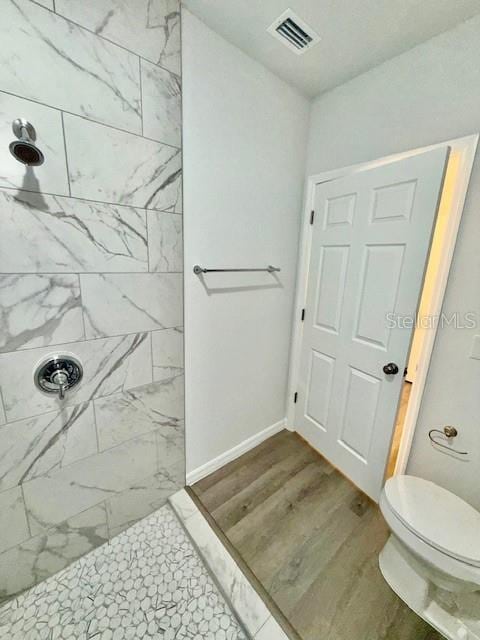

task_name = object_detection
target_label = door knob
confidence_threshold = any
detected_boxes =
[383,362,399,375]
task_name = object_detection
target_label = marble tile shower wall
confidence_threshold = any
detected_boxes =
[0,0,183,601]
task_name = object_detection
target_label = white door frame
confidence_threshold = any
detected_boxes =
[286,134,478,476]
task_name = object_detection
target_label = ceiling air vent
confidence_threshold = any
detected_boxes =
[267,9,320,55]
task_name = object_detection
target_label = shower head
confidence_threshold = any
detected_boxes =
[9,119,44,166]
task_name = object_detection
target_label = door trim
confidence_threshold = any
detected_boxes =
[287,134,478,476]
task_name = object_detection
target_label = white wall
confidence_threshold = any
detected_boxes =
[306,15,480,509]
[182,11,310,475]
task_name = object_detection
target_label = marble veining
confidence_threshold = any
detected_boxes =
[0,0,184,604]
[0,91,69,195]
[0,403,97,492]
[141,59,181,146]
[170,490,289,639]
[0,504,108,601]
[0,274,83,352]
[65,114,182,211]
[255,616,290,640]
[1,0,141,133]
[55,0,181,74]
[23,432,158,534]
[95,378,184,451]
[152,327,184,382]
[147,211,183,272]
[0,189,148,273]
[169,489,200,523]
[81,273,183,338]
[170,491,273,638]
[33,0,54,9]
[105,466,183,538]
[0,333,152,422]
[0,486,30,555]
[0,505,246,638]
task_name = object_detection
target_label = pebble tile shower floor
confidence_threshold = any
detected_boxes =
[0,504,248,640]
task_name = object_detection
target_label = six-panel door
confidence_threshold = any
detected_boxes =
[295,148,449,500]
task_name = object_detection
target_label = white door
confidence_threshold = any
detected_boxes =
[295,148,449,500]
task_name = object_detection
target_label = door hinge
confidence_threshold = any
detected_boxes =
[301,308,305,321]
[294,392,298,403]
[310,210,315,225]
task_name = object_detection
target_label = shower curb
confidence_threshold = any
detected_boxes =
[169,489,291,639]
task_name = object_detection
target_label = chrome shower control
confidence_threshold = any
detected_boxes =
[35,355,83,400]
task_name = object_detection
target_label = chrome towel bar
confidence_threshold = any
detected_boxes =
[193,265,281,275]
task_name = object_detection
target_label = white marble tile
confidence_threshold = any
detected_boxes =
[81,273,183,338]
[169,488,199,523]
[106,469,183,537]
[95,377,183,450]
[0,486,30,554]
[32,0,54,8]
[176,177,183,213]
[147,211,183,272]
[0,506,246,638]
[152,326,184,381]
[0,188,148,274]
[0,0,141,133]
[0,504,108,601]
[0,274,83,352]
[0,397,6,427]
[0,91,68,195]
[65,114,182,211]
[0,333,151,422]
[0,402,97,492]
[255,616,290,640]
[141,59,181,146]
[55,0,181,74]
[178,509,271,637]
[23,433,157,534]
[156,400,185,472]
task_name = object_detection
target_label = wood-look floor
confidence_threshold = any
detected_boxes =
[192,430,443,640]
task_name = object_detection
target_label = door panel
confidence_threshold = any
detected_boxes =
[295,147,449,500]
[325,193,356,227]
[306,350,335,431]
[371,180,417,222]
[314,246,349,334]
[339,367,380,461]
[354,244,405,350]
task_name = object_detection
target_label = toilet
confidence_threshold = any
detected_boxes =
[379,475,480,639]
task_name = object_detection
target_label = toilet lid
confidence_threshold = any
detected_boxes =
[385,475,480,567]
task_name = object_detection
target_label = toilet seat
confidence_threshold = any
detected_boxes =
[383,476,480,568]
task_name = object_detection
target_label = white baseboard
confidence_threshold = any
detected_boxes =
[186,419,286,485]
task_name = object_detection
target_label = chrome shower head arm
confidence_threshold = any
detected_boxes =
[12,118,37,143]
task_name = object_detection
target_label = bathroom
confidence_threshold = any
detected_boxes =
[0,1,480,638]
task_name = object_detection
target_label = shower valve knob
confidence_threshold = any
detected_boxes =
[35,355,83,399]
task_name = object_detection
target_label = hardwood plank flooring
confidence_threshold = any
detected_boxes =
[192,430,443,640]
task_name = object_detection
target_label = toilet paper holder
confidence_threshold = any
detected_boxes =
[428,426,468,455]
